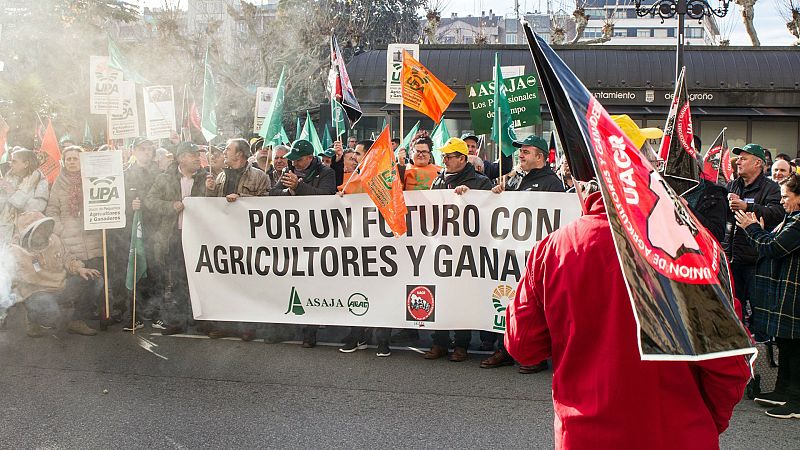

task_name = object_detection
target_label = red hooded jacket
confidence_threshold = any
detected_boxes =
[505,191,750,449]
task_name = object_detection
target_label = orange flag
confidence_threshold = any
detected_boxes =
[352,125,407,236]
[401,50,456,123]
[38,120,62,184]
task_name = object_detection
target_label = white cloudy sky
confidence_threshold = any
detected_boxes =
[137,0,794,46]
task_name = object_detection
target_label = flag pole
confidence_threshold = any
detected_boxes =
[400,50,404,156]
[131,251,137,334]
[102,230,110,321]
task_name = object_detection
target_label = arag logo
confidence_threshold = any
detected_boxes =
[88,177,120,205]
[406,285,435,323]
[491,284,516,332]
[347,293,369,316]
[285,287,369,317]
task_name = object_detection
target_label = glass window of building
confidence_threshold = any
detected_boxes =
[653,28,668,38]
[506,33,517,44]
[752,121,799,158]
[699,120,747,153]
[637,28,651,38]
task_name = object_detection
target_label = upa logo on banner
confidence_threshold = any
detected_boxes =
[406,285,435,325]
[285,286,369,316]
[491,284,516,332]
[88,177,120,205]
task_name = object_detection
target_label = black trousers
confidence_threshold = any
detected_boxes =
[776,338,800,401]
[432,330,471,349]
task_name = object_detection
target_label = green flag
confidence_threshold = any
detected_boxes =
[430,118,450,166]
[108,38,149,84]
[400,120,420,152]
[278,126,290,145]
[331,99,346,137]
[258,67,286,144]
[491,52,517,157]
[126,210,147,290]
[381,117,387,133]
[299,111,324,155]
[83,120,94,147]
[295,117,302,141]
[322,124,333,150]
[201,47,217,143]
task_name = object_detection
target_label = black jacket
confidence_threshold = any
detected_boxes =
[431,162,492,191]
[270,157,336,196]
[724,173,783,265]
[124,162,160,230]
[505,166,565,192]
[684,180,728,243]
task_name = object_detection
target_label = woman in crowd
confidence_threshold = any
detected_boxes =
[0,148,49,243]
[736,173,800,419]
[45,146,104,327]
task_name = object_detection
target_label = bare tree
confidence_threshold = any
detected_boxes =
[778,0,800,45]
[734,0,760,46]
[569,4,588,44]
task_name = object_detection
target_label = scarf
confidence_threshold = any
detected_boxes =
[64,170,83,217]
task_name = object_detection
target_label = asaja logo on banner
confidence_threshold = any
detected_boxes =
[285,286,369,317]
[491,284,516,332]
[88,177,120,205]
[406,285,435,324]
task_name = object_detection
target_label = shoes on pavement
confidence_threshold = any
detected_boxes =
[518,360,549,374]
[240,330,256,342]
[765,402,800,419]
[301,339,316,348]
[755,392,788,407]
[376,342,391,357]
[392,329,420,344]
[151,320,166,330]
[123,320,144,331]
[27,322,45,338]
[423,345,448,360]
[449,346,468,362]
[161,324,185,336]
[480,349,515,368]
[67,320,97,336]
[339,340,368,353]
[302,328,317,348]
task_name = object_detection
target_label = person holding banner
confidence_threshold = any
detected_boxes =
[146,142,207,336]
[270,139,336,347]
[398,136,440,191]
[506,190,751,448]
[44,146,104,328]
[736,174,800,419]
[0,149,49,244]
[461,133,512,181]
[424,137,492,362]
[263,145,290,190]
[206,138,269,202]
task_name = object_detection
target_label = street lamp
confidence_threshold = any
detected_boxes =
[633,0,730,81]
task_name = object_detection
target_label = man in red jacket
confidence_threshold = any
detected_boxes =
[505,190,751,449]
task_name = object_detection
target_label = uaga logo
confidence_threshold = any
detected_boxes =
[88,177,120,205]
[285,287,368,317]
[406,285,435,322]
[491,284,516,332]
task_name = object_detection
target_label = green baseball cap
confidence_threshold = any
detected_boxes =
[732,143,766,162]
[512,134,548,151]
[285,139,315,161]
[174,142,199,157]
[321,147,336,158]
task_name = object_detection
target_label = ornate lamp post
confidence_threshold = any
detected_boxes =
[633,0,731,81]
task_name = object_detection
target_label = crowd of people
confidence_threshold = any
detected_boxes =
[1,121,799,424]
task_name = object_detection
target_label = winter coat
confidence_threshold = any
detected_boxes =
[145,164,206,268]
[684,179,728,243]
[724,174,783,265]
[270,157,336,196]
[45,171,102,261]
[9,212,83,301]
[207,162,269,198]
[504,165,565,192]
[505,191,750,449]
[123,163,159,231]
[431,162,492,191]
[0,169,49,243]
[745,212,800,339]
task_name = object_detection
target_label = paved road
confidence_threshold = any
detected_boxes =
[0,313,794,449]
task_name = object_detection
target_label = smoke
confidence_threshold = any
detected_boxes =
[0,245,18,323]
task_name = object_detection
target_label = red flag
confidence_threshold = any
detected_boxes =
[329,36,362,126]
[658,67,699,195]
[720,147,733,183]
[349,126,407,236]
[38,120,62,184]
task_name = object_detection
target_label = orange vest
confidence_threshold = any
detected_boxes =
[404,164,441,191]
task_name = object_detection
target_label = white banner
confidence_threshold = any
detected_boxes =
[89,56,124,115]
[386,43,419,105]
[182,191,581,331]
[80,151,126,230]
[143,85,176,139]
[108,81,139,140]
[253,86,276,133]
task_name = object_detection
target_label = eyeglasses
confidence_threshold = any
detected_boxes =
[443,154,462,160]
[415,150,431,155]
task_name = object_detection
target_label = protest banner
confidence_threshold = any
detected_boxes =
[386,43,419,104]
[80,150,126,231]
[89,55,124,115]
[182,191,581,331]
[143,85,177,139]
[253,86,276,133]
[466,73,541,135]
[108,82,139,140]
